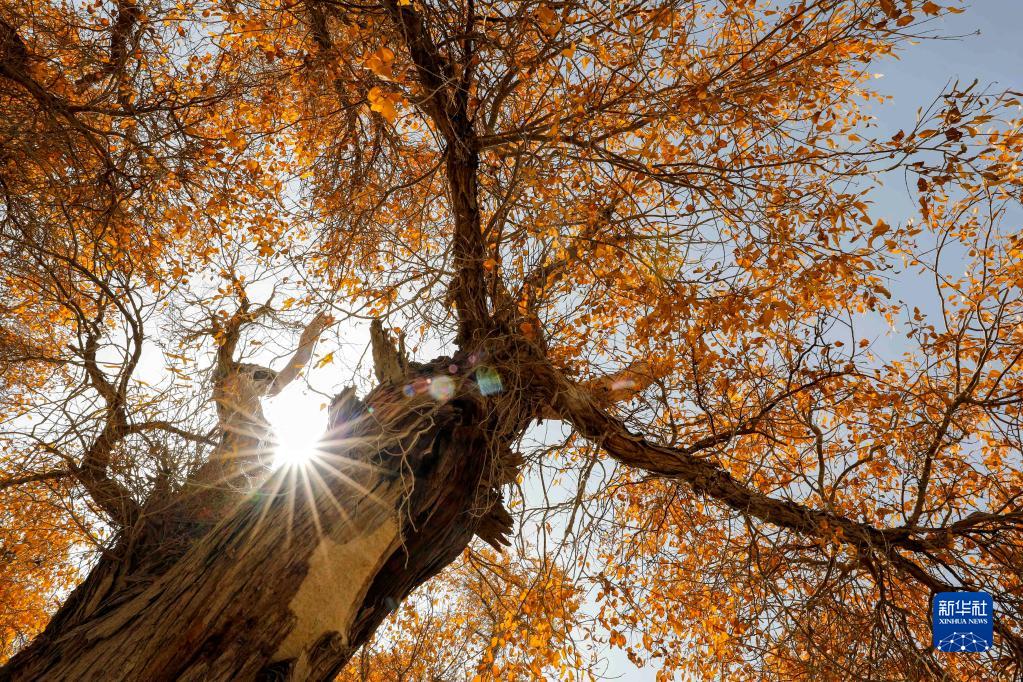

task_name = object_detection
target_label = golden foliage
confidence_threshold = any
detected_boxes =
[3,0,1023,677]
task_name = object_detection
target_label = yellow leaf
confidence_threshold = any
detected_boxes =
[315,352,335,368]
[367,87,399,123]
[364,47,395,79]
[535,5,559,35]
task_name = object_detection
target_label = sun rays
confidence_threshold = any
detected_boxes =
[235,385,398,547]
[228,365,473,551]
[264,387,327,470]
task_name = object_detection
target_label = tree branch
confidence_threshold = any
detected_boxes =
[384,0,490,344]
[267,313,332,396]
[542,362,941,555]
[122,421,217,446]
[0,469,72,493]
[75,312,141,526]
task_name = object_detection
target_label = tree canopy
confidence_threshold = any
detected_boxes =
[2,0,1023,679]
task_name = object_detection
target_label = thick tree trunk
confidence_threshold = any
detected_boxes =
[1,352,524,681]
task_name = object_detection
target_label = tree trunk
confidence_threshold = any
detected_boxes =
[1,352,524,681]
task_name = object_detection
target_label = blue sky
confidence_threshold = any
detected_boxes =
[874,2,1023,125]
[870,0,1023,212]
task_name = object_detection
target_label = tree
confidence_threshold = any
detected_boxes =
[1,0,1022,678]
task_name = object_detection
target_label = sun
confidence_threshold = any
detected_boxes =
[263,385,327,468]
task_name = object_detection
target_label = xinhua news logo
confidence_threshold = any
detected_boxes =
[932,592,993,653]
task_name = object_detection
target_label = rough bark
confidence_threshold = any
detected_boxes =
[0,352,523,682]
